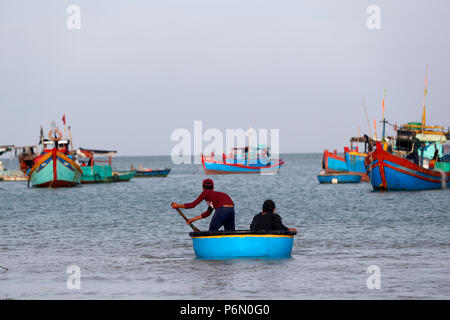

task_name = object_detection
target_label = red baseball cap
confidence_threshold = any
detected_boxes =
[202,179,214,189]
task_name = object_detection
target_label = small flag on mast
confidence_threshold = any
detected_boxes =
[62,114,66,125]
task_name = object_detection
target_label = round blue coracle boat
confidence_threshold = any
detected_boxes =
[189,230,297,259]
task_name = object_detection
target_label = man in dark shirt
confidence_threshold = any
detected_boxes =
[172,179,235,231]
[250,200,297,232]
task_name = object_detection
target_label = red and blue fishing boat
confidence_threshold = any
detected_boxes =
[366,142,449,190]
[366,128,449,191]
[366,69,450,191]
[28,128,82,188]
[202,145,284,174]
[322,149,347,172]
[321,136,371,181]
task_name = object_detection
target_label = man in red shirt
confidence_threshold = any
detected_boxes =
[171,179,235,231]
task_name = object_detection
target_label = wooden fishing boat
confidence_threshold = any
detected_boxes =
[366,139,449,191]
[0,145,28,181]
[111,170,136,182]
[77,148,135,183]
[189,230,297,259]
[322,149,347,172]
[317,171,362,184]
[16,145,38,174]
[366,68,449,190]
[202,146,284,174]
[29,130,82,188]
[322,137,372,181]
[133,166,171,178]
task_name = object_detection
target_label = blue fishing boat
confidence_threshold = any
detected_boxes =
[367,140,449,191]
[322,149,347,172]
[366,69,450,190]
[189,230,296,259]
[134,167,171,178]
[322,137,370,181]
[317,171,362,184]
[202,145,284,174]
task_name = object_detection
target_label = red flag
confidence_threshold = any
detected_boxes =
[62,114,66,125]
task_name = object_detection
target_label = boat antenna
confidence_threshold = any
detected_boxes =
[362,98,372,138]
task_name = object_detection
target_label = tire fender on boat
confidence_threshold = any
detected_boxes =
[48,129,63,142]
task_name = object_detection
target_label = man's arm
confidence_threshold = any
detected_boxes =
[171,191,207,209]
[273,214,289,231]
[187,206,213,224]
[183,191,207,209]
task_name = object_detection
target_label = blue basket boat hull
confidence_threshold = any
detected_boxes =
[190,231,295,259]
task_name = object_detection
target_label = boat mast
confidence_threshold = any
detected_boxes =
[421,65,428,133]
[382,89,386,142]
[420,66,428,167]
[68,126,74,155]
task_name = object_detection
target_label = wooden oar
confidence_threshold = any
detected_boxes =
[172,205,200,232]
[0,265,8,271]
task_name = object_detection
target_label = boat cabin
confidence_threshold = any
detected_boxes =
[77,148,117,167]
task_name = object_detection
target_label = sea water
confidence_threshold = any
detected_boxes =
[0,154,449,299]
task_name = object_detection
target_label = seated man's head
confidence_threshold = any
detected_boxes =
[202,178,214,190]
[262,199,275,213]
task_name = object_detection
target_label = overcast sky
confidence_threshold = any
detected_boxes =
[1,0,449,155]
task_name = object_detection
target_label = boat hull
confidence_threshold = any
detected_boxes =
[322,150,347,172]
[30,150,82,188]
[344,151,369,181]
[134,169,171,178]
[189,231,295,259]
[317,172,362,184]
[110,171,135,182]
[81,165,135,183]
[202,159,284,175]
[367,144,450,191]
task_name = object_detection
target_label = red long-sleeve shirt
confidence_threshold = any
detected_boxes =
[184,190,234,218]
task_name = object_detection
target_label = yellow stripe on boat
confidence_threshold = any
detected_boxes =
[57,151,82,172]
[192,234,294,239]
[28,152,52,176]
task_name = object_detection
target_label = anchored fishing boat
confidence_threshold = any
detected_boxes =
[322,149,347,172]
[29,128,82,188]
[202,145,284,174]
[16,145,38,174]
[321,136,372,182]
[189,230,296,259]
[77,148,135,183]
[132,165,171,178]
[0,145,28,181]
[366,133,449,191]
[366,69,450,191]
[317,171,362,184]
